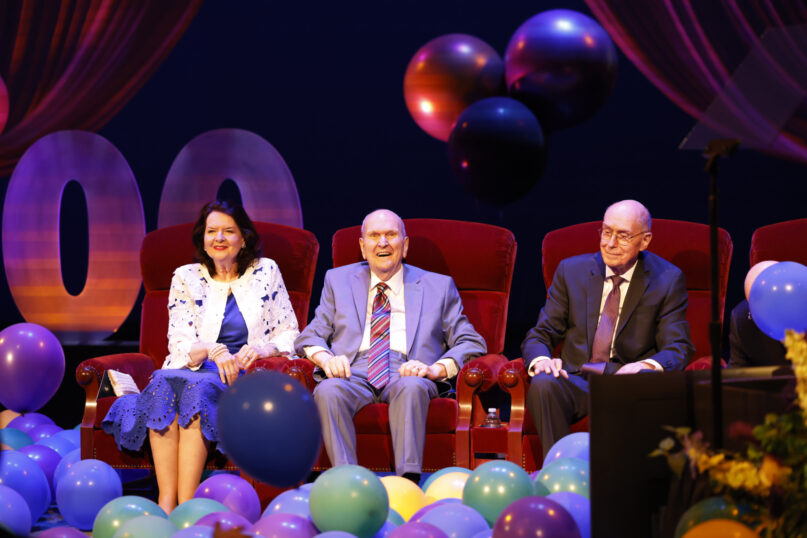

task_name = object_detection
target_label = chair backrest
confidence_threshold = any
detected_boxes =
[750,218,807,266]
[541,218,733,360]
[139,221,319,369]
[331,218,516,354]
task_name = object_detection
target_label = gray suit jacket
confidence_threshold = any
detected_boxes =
[522,251,693,373]
[295,262,486,376]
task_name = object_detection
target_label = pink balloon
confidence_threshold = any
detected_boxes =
[194,473,261,523]
[0,323,65,412]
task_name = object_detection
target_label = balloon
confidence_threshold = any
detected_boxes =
[309,465,389,538]
[196,510,253,531]
[18,444,62,497]
[423,472,469,503]
[218,371,321,487]
[471,530,491,538]
[447,97,546,206]
[548,491,591,538]
[419,502,489,538]
[29,423,63,441]
[674,496,746,538]
[404,34,505,141]
[51,428,80,447]
[263,487,311,519]
[749,261,807,340]
[681,519,758,538]
[544,432,590,467]
[172,524,215,538]
[53,447,81,490]
[316,532,357,538]
[36,432,78,456]
[169,498,229,530]
[7,412,55,433]
[534,457,590,498]
[409,498,461,523]
[380,475,425,521]
[388,508,405,526]
[92,495,168,538]
[421,467,471,492]
[0,410,20,428]
[0,427,32,449]
[744,261,778,301]
[493,496,580,537]
[0,448,51,522]
[0,484,32,536]
[56,458,123,530]
[372,519,398,537]
[388,522,448,538]
[461,460,535,526]
[35,526,88,538]
[250,513,318,537]
[504,9,618,131]
[111,514,178,538]
[0,323,65,412]
[194,472,261,523]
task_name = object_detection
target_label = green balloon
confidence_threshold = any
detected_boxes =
[112,515,177,538]
[533,480,550,496]
[388,508,405,526]
[93,495,168,538]
[462,460,535,526]
[674,496,746,538]
[534,457,590,499]
[168,498,228,529]
[0,428,33,449]
[309,465,389,538]
[421,466,471,492]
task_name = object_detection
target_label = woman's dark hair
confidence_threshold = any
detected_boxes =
[192,201,262,277]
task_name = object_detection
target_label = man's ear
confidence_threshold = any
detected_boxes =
[639,232,652,252]
[359,237,367,260]
[402,236,409,259]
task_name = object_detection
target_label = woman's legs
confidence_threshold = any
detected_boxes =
[177,416,210,504]
[149,415,210,513]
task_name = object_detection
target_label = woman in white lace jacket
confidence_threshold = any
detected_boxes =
[103,201,299,513]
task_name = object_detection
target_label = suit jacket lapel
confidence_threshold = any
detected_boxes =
[351,267,371,336]
[585,254,606,355]
[616,254,648,338]
[403,265,422,357]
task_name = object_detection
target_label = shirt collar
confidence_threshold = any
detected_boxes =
[370,266,404,296]
[605,258,638,283]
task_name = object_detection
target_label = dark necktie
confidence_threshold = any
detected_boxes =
[367,282,391,388]
[591,275,624,363]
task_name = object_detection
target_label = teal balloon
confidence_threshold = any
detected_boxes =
[310,465,389,538]
[169,498,229,530]
[388,508,405,526]
[533,480,550,496]
[112,515,177,538]
[461,460,535,526]
[674,496,746,538]
[421,467,471,492]
[93,495,168,538]
[0,427,33,449]
[534,457,590,499]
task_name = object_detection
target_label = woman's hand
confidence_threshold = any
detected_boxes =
[235,345,261,370]
[209,344,239,385]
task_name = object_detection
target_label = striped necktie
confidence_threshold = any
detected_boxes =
[367,282,391,388]
[591,275,624,362]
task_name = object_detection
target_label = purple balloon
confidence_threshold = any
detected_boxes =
[548,492,591,538]
[493,496,580,538]
[250,513,318,537]
[419,503,489,538]
[0,323,65,412]
[19,443,62,496]
[388,522,449,538]
[316,533,356,538]
[409,498,462,522]
[33,526,88,538]
[194,473,261,523]
[7,412,55,433]
[263,487,311,519]
[30,423,63,441]
[196,510,253,531]
[543,432,590,468]
[172,525,215,538]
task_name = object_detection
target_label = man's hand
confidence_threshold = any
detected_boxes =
[234,344,260,370]
[317,352,351,379]
[615,361,656,375]
[399,360,445,380]
[530,358,569,379]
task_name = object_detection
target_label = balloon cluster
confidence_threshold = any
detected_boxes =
[404,10,618,206]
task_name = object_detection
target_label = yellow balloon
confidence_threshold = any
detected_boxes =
[682,519,759,538]
[423,471,470,504]
[0,409,20,429]
[380,476,426,521]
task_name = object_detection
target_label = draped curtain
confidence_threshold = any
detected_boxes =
[0,0,202,176]
[585,1,807,162]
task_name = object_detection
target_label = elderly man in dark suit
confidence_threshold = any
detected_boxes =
[523,200,694,456]
[295,209,486,482]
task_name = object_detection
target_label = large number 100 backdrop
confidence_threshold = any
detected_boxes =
[2,128,303,341]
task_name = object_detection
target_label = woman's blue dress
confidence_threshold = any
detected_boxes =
[102,293,248,451]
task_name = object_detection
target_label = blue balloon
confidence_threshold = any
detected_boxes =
[373,519,399,537]
[19,443,62,497]
[217,371,321,487]
[749,261,807,340]
[172,525,215,538]
[29,423,62,441]
[447,97,546,206]
[56,459,123,530]
[421,467,471,492]
[262,487,311,519]
[36,432,78,456]
[0,449,51,522]
[51,428,80,448]
[7,412,55,433]
[0,484,32,536]
[543,432,590,468]
[53,447,81,490]
[0,426,33,449]
[547,491,590,538]
[419,503,489,538]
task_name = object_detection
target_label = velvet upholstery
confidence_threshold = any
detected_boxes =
[499,218,733,471]
[749,218,807,267]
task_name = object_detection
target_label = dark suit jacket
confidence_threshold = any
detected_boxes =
[728,299,786,367]
[522,251,693,373]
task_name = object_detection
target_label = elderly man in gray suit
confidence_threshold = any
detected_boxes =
[295,209,486,482]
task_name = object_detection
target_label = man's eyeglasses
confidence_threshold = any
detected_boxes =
[598,227,648,246]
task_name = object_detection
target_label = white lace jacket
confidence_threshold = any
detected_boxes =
[163,257,299,369]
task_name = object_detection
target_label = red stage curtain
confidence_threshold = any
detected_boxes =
[0,0,202,176]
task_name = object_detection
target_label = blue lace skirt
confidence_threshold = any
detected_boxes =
[101,360,229,452]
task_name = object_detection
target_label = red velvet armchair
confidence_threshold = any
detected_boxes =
[498,218,733,471]
[268,219,516,471]
[750,218,807,266]
[76,221,319,469]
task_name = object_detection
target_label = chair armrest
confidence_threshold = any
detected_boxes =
[497,359,530,466]
[249,356,291,372]
[685,355,727,371]
[249,356,317,391]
